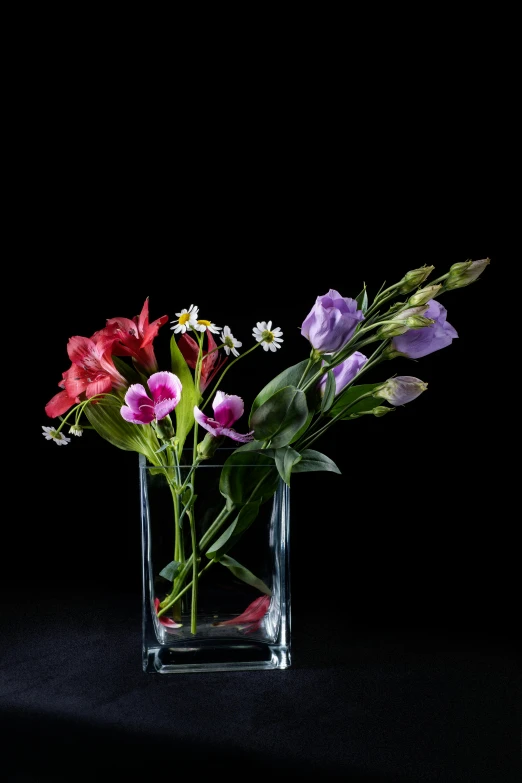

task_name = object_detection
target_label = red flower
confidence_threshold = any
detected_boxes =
[178,330,227,392]
[100,297,168,375]
[213,595,270,633]
[45,331,127,419]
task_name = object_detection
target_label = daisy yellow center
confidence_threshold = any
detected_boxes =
[262,330,274,343]
[198,319,211,326]
[179,313,191,325]
[224,335,235,347]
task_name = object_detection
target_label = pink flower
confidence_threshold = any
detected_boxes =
[154,598,182,628]
[193,391,254,443]
[120,371,182,424]
[45,331,128,419]
[213,595,270,633]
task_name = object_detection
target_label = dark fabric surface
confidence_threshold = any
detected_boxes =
[1,589,520,782]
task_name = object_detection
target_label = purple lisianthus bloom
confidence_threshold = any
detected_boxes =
[194,391,254,443]
[318,351,368,396]
[301,290,364,354]
[120,371,182,424]
[375,376,428,405]
[392,300,458,359]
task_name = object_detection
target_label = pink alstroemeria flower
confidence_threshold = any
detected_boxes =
[193,391,254,443]
[98,297,168,375]
[45,331,128,419]
[213,595,270,633]
[154,598,182,629]
[120,371,182,424]
[178,330,228,392]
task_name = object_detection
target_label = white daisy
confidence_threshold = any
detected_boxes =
[42,426,71,446]
[69,424,83,437]
[170,304,199,334]
[220,325,242,357]
[252,321,284,352]
[194,319,222,334]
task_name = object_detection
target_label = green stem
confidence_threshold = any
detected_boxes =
[188,508,198,634]
[159,504,235,615]
[201,343,261,411]
[298,389,378,450]
[296,356,314,388]
[294,346,388,451]
[162,560,215,609]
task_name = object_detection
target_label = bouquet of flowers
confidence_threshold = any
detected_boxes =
[43,258,490,638]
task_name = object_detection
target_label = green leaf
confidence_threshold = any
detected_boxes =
[292,448,341,475]
[250,385,308,449]
[84,395,158,460]
[329,383,382,420]
[234,439,269,452]
[220,451,279,506]
[159,561,182,582]
[206,502,261,559]
[112,356,142,385]
[274,445,302,485]
[218,555,272,596]
[249,359,320,420]
[289,411,314,444]
[320,370,336,413]
[356,284,369,314]
[170,335,199,449]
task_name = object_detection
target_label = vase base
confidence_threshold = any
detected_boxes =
[143,641,291,674]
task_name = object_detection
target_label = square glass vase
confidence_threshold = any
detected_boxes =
[140,450,291,673]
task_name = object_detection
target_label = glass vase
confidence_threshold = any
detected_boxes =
[140,450,291,673]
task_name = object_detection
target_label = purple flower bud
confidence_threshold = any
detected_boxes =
[318,351,368,396]
[391,300,458,359]
[301,289,364,354]
[374,376,428,405]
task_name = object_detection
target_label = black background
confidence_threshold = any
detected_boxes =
[6,30,519,781]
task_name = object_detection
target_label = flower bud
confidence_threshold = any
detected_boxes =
[153,414,175,440]
[376,305,430,339]
[445,258,490,289]
[374,376,428,405]
[377,322,409,339]
[197,433,225,460]
[391,305,429,322]
[408,284,442,306]
[397,265,435,294]
[350,405,394,418]
[382,344,404,360]
[405,315,435,329]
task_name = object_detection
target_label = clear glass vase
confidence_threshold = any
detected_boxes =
[140,450,291,673]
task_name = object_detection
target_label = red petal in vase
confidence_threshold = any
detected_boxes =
[213,595,270,633]
[154,598,182,628]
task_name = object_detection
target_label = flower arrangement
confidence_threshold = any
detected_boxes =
[43,258,490,636]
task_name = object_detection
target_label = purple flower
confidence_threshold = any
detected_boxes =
[301,289,364,354]
[318,351,368,396]
[375,376,428,405]
[194,391,254,443]
[392,300,458,359]
[120,371,182,424]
